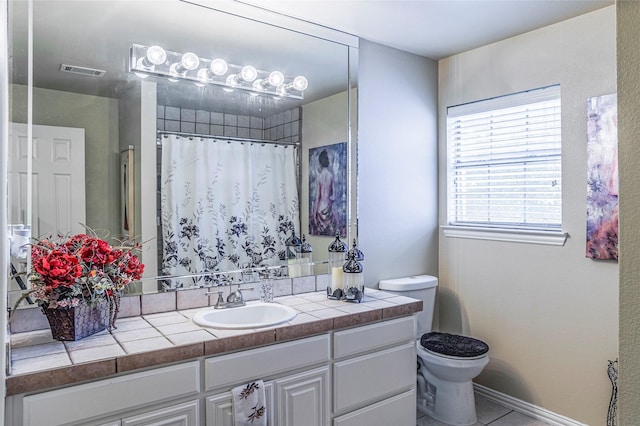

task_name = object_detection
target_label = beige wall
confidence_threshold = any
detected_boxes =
[617,1,640,422]
[10,85,120,240]
[438,7,617,424]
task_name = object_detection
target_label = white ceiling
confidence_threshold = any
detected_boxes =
[11,0,614,116]
[240,0,614,60]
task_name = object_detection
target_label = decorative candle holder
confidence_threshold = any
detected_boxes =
[327,232,347,300]
[342,245,364,303]
[300,234,313,276]
[285,231,303,278]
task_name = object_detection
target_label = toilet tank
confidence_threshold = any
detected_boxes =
[378,275,438,336]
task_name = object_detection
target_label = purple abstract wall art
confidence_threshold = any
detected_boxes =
[309,142,347,237]
[586,93,618,260]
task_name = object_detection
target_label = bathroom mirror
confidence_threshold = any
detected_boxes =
[7,0,357,300]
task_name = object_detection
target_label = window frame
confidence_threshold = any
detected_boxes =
[444,85,568,246]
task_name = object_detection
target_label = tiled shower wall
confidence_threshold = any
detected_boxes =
[156,105,301,143]
[155,104,302,284]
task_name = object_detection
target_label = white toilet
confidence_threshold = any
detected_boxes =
[378,275,489,426]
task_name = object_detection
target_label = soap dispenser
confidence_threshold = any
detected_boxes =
[327,232,348,299]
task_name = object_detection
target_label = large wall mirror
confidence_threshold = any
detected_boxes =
[7,0,358,304]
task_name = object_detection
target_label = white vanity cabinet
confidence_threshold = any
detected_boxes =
[204,334,330,426]
[6,315,418,426]
[15,361,201,426]
[206,367,329,426]
[332,316,417,426]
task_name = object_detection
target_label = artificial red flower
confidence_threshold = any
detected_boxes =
[32,248,82,288]
[28,233,144,308]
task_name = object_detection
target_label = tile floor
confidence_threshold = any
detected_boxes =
[416,393,553,425]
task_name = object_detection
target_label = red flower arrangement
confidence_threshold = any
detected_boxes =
[28,233,144,309]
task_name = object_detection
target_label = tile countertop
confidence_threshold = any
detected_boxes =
[7,289,422,396]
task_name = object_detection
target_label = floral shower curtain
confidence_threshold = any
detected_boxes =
[160,134,299,288]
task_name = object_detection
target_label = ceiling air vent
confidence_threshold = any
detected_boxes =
[59,64,106,77]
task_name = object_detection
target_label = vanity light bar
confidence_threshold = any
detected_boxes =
[129,44,307,100]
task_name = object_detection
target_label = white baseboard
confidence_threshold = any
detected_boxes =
[473,383,588,426]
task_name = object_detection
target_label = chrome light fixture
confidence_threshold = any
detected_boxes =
[134,45,167,78]
[129,44,308,100]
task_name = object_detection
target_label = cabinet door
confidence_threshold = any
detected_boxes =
[275,367,329,426]
[206,382,274,426]
[121,400,199,426]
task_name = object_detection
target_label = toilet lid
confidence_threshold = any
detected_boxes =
[420,332,489,358]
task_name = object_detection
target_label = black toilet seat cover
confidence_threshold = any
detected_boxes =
[420,332,489,358]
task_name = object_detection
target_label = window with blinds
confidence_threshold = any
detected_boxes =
[447,85,562,231]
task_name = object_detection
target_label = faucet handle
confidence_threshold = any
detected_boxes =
[206,290,225,307]
[227,286,254,304]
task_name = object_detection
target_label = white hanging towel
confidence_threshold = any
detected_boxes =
[232,380,267,425]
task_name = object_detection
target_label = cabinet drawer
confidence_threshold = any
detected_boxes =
[121,400,199,426]
[333,342,415,413]
[23,362,200,426]
[205,334,330,391]
[333,316,415,359]
[333,390,416,426]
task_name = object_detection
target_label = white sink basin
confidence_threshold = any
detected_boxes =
[192,302,297,329]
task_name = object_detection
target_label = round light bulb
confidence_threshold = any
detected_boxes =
[226,74,238,87]
[292,76,308,91]
[197,68,209,83]
[146,46,167,66]
[253,79,265,92]
[210,58,228,76]
[181,52,200,71]
[240,65,257,82]
[267,71,285,87]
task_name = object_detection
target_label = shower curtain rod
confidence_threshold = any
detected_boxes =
[156,130,300,147]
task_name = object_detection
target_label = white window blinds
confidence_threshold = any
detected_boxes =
[447,85,562,231]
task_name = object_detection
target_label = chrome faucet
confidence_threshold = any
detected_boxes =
[208,285,253,309]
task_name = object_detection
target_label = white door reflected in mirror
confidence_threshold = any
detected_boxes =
[9,123,86,238]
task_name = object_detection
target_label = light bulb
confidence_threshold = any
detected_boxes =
[197,68,209,83]
[146,46,167,65]
[169,52,200,77]
[292,76,308,91]
[210,58,228,76]
[252,79,265,92]
[226,74,238,87]
[181,52,200,71]
[136,45,167,72]
[239,65,257,82]
[267,71,285,87]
